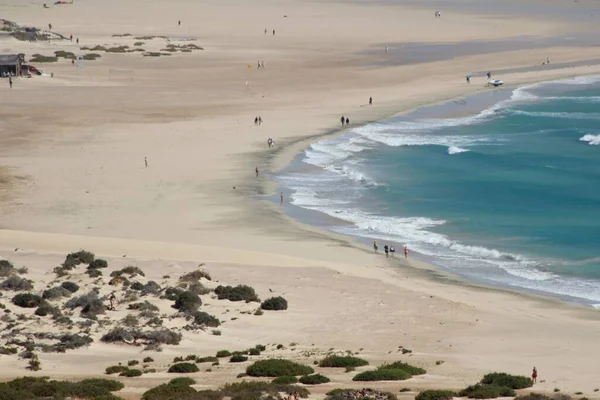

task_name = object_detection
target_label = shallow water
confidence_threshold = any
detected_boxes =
[277,76,600,306]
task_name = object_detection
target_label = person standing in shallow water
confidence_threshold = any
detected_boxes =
[346,117,350,125]
[255,167,259,177]
[341,116,345,126]
[369,97,372,106]
[532,367,538,383]
[404,245,409,258]
[390,245,395,257]
[384,244,389,258]
[373,241,378,253]
[280,192,284,205]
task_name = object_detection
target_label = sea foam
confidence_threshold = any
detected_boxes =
[580,134,600,145]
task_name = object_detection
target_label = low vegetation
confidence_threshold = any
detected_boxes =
[415,390,457,400]
[480,372,533,389]
[353,369,412,381]
[11,293,43,308]
[246,359,314,377]
[319,355,369,368]
[1,275,33,291]
[215,285,260,302]
[261,296,288,311]
[0,260,14,276]
[29,54,58,62]
[326,388,397,400]
[459,384,516,399]
[168,362,200,373]
[193,311,220,327]
[0,376,124,399]
[273,376,298,384]
[299,374,331,385]
[230,354,248,363]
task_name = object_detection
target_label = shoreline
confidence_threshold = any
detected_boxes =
[265,73,600,309]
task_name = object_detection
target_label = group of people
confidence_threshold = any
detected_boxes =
[434,10,442,17]
[254,116,263,125]
[264,28,276,36]
[257,61,266,69]
[340,115,350,126]
[373,241,409,258]
[267,138,275,148]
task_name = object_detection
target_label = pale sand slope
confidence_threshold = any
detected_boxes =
[0,0,600,396]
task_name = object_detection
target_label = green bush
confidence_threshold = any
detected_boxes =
[193,311,220,327]
[127,301,159,312]
[87,268,103,278]
[12,293,43,308]
[415,390,457,400]
[128,360,139,366]
[131,282,144,291]
[111,266,145,278]
[61,281,80,293]
[0,376,125,400]
[197,356,218,363]
[515,395,554,400]
[42,286,72,300]
[173,291,202,313]
[1,275,33,291]
[164,287,184,301]
[106,365,129,375]
[299,374,330,385]
[220,381,309,399]
[78,378,124,392]
[88,259,108,269]
[246,359,314,377]
[261,296,288,311]
[35,302,58,317]
[168,362,199,373]
[273,376,298,384]
[55,50,76,59]
[248,347,261,356]
[29,54,58,63]
[63,250,95,268]
[142,383,196,400]
[180,270,212,282]
[379,361,426,375]
[481,373,533,389]
[169,377,196,386]
[230,354,248,363]
[215,285,260,302]
[120,368,143,377]
[459,384,516,399]
[0,260,14,276]
[82,53,101,60]
[319,355,368,368]
[352,369,411,381]
[216,350,232,358]
[143,357,154,363]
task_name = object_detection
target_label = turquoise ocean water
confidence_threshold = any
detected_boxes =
[277,76,600,307]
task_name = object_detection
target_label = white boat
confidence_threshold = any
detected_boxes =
[488,79,504,87]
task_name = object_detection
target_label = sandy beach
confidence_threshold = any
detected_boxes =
[1,0,600,398]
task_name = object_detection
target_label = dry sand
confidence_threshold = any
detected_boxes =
[1,0,600,398]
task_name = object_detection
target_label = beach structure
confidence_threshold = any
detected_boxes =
[0,54,23,77]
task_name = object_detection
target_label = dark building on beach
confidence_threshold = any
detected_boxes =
[0,54,24,76]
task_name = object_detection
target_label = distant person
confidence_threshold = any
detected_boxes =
[265,28,267,35]
[178,20,181,26]
[254,116,258,125]
[144,157,148,168]
[9,76,12,89]
[373,241,379,253]
[369,97,373,105]
[390,245,395,257]
[76,37,79,44]
[384,244,389,257]
[258,116,263,125]
[257,61,261,69]
[404,245,409,258]
[532,367,538,384]
[486,71,491,79]
[48,23,52,31]
[546,57,550,64]
[385,44,388,53]
[346,117,350,125]
[341,116,345,126]
[280,192,284,205]
[69,34,73,41]
[255,167,259,177]
[261,61,265,68]
[273,29,275,36]
[466,75,471,84]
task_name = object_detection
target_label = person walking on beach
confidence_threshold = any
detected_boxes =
[265,28,267,35]
[76,37,79,44]
[390,245,395,257]
[254,116,258,125]
[486,71,492,79]
[48,23,52,31]
[384,244,389,258]
[261,61,265,68]
[532,367,538,384]
[404,245,409,258]
[8,76,12,89]
[341,116,345,126]
[466,75,471,84]
[346,117,350,125]
[373,241,379,253]
[385,44,388,53]
[273,29,276,36]
[144,157,148,168]
[255,167,259,177]
[178,20,181,26]
[280,192,284,205]
[258,116,263,125]
[369,97,373,106]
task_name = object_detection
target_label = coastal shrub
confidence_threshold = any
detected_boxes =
[193,311,220,327]
[187,282,211,295]
[215,285,260,302]
[481,372,533,389]
[88,259,108,269]
[215,350,232,358]
[142,383,196,400]
[142,281,161,295]
[111,266,145,278]
[168,362,199,373]
[273,376,298,384]
[101,327,181,345]
[319,355,369,368]
[230,354,248,363]
[219,381,309,399]
[55,50,76,59]
[128,360,139,366]
[0,376,125,399]
[120,368,143,377]
[261,296,288,311]
[122,315,139,327]
[127,300,159,312]
[35,302,59,317]
[515,395,555,400]
[169,377,196,386]
[249,347,261,356]
[1,275,33,291]
[352,369,411,381]
[180,270,212,282]
[326,389,396,400]
[43,286,72,300]
[63,250,95,269]
[415,390,457,400]
[299,374,330,385]
[459,384,516,399]
[79,378,124,392]
[61,281,80,293]
[87,268,103,278]
[379,361,426,375]
[29,54,58,62]
[81,299,105,319]
[197,356,218,363]
[0,260,14,276]
[164,287,184,301]
[82,53,101,60]
[55,333,93,351]
[106,365,129,375]
[131,282,144,291]
[65,291,98,309]
[143,356,154,363]
[12,293,43,308]
[246,359,314,377]
[173,291,202,313]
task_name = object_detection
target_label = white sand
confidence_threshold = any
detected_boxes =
[1,0,600,398]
